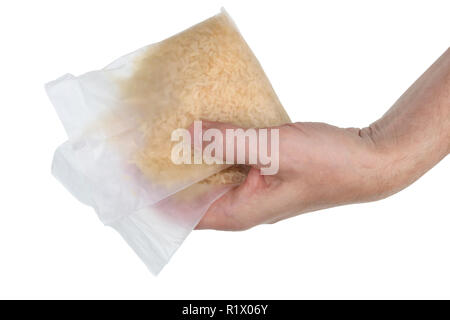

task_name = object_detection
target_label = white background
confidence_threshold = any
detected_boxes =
[0,0,449,299]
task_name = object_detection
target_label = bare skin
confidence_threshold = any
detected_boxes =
[194,48,450,231]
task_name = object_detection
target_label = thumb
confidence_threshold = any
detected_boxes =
[188,120,280,174]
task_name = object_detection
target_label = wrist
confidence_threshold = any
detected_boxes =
[363,121,448,202]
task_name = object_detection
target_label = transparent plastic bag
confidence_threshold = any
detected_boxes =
[47,9,290,274]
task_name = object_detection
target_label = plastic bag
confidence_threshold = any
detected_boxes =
[47,9,290,274]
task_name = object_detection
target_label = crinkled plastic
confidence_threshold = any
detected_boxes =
[47,9,290,274]
[48,81,232,273]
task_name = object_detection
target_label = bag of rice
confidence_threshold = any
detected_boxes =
[47,8,290,274]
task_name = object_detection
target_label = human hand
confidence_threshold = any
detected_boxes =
[193,48,450,231]
[192,120,390,230]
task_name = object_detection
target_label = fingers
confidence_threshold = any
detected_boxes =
[188,120,281,174]
[195,167,271,230]
[187,120,292,230]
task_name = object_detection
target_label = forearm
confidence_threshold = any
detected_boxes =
[368,47,450,197]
